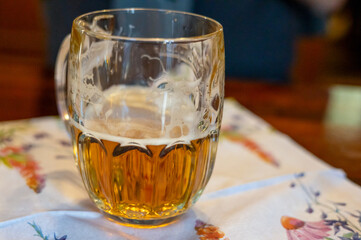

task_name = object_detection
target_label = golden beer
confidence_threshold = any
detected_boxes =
[69,86,220,224]
[56,9,225,227]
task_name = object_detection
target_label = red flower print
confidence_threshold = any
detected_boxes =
[0,146,46,193]
[221,130,279,167]
[281,216,332,240]
[195,220,229,240]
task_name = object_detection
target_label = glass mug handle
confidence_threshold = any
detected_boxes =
[54,34,71,133]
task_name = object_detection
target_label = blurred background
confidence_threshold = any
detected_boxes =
[0,0,361,119]
[0,0,360,182]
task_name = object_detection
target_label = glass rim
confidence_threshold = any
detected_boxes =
[73,8,223,43]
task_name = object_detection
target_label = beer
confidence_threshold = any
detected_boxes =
[69,86,219,222]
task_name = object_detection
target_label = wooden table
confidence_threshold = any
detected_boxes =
[225,80,361,185]
[0,56,360,185]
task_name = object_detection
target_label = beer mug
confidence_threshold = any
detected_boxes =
[55,9,224,226]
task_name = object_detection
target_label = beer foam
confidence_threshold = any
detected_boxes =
[70,118,204,146]
[71,85,210,146]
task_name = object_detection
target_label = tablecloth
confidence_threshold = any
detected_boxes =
[0,99,360,240]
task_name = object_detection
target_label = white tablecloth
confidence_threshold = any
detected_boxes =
[0,99,360,240]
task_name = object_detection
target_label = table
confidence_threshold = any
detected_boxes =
[0,56,361,239]
[0,98,360,239]
[224,80,361,186]
[0,56,359,185]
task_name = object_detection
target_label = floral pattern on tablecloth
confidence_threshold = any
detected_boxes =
[221,99,280,167]
[0,120,72,193]
[195,220,229,240]
[0,125,46,193]
[28,221,67,240]
[0,101,359,239]
[282,173,361,240]
[220,126,279,167]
